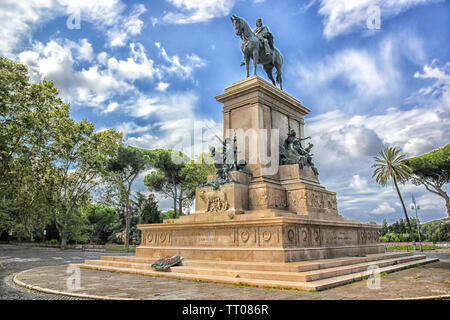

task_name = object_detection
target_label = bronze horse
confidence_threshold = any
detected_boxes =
[231,15,283,90]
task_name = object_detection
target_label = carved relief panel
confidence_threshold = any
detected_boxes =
[257,226,281,247]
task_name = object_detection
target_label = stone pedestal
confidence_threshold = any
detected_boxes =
[216,76,310,180]
[137,76,384,262]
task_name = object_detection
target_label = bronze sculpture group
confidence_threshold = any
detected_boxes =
[280,129,319,176]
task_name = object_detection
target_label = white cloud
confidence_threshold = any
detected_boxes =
[107,43,159,80]
[104,102,119,113]
[156,82,170,92]
[75,39,94,61]
[155,42,207,79]
[349,175,368,190]
[304,61,450,222]
[0,0,58,57]
[293,42,400,113]
[128,91,199,119]
[0,0,145,57]
[413,60,450,113]
[18,39,161,108]
[315,0,442,39]
[371,202,395,214]
[162,0,235,24]
[320,124,384,159]
[116,122,152,136]
[106,4,147,47]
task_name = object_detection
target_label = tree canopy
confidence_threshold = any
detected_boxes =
[372,147,416,248]
[405,144,450,217]
[107,146,154,250]
[0,57,123,246]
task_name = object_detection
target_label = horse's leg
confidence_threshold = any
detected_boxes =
[263,64,276,86]
[245,54,250,78]
[276,64,283,90]
[253,49,258,76]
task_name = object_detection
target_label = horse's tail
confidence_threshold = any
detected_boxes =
[275,50,283,90]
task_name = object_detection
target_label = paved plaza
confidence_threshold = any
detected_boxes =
[1,245,449,300]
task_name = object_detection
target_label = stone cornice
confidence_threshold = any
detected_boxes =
[216,76,310,116]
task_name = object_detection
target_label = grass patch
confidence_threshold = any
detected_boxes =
[106,246,136,253]
[386,245,439,251]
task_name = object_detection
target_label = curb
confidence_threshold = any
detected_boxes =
[386,295,450,300]
[12,265,450,301]
[13,270,133,300]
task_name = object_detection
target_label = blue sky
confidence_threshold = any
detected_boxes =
[2,0,449,223]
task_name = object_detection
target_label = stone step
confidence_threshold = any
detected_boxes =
[72,257,438,291]
[84,259,154,271]
[298,254,425,282]
[84,253,424,283]
[97,252,413,272]
[180,252,413,272]
[169,255,425,282]
[310,258,439,291]
[100,256,156,264]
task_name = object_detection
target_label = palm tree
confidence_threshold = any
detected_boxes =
[372,147,416,250]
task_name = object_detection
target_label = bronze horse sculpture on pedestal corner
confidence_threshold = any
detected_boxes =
[231,15,284,90]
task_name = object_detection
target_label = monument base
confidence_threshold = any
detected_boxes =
[137,210,384,262]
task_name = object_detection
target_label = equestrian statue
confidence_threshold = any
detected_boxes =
[230,15,284,90]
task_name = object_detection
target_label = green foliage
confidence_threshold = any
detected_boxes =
[144,150,214,218]
[106,246,136,252]
[386,245,439,251]
[0,57,123,246]
[0,57,69,240]
[144,149,189,218]
[379,233,407,242]
[180,152,216,209]
[380,219,388,236]
[107,146,153,250]
[372,147,415,243]
[405,145,450,217]
[135,192,161,224]
[420,218,450,242]
[85,204,118,244]
[405,144,450,179]
[160,210,179,220]
[378,218,450,242]
[372,147,412,186]
[49,118,123,248]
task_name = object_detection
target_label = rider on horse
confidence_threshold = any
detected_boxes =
[254,18,274,56]
[240,18,274,66]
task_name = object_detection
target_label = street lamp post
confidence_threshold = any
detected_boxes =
[411,194,423,252]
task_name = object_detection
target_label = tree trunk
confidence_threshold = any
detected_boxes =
[178,194,183,216]
[125,175,137,253]
[55,219,66,250]
[125,187,131,253]
[416,177,450,218]
[393,178,416,250]
[60,235,67,250]
[436,188,450,218]
[172,176,177,219]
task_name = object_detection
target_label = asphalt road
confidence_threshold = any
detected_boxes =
[0,244,133,300]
